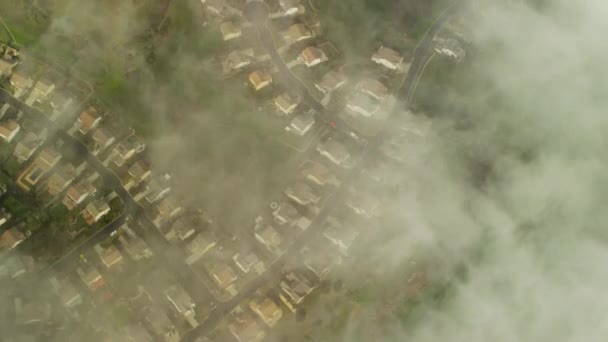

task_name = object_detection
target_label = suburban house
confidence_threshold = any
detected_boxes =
[48,91,75,122]
[77,266,105,291]
[316,139,351,167]
[398,111,432,137]
[164,284,196,317]
[0,58,17,79]
[281,23,313,45]
[154,195,183,227]
[75,107,102,135]
[300,245,342,279]
[254,222,284,256]
[222,49,255,74]
[228,312,266,342]
[18,147,62,191]
[142,176,172,203]
[91,127,116,154]
[232,251,264,274]
[202,0,230,17]
[300,160,340,186]
[279,272,316,312]
[109,135,146,167]
[0,209,11,227]
[249,296,283,327]
[433,37,466,62]
[249,70,273,91]
[53,279,82,308]
[96,244,123,268]
[323,217,359,256]
[184,230,217,265]
[284,182,321,206]
[14,298,51,325]
[285,110,315,135]
[272,201,311,230]
[82,199,111,225]
[119,232,153,261]
[0,119,20,142]
[372,46,404,71]
[279,0,300,16]
[220,21,241,41]
[9,73,33,98]
[299,46,327,67]
[145,306,180,342]
[315,70,347,94]
[346,191,381,218]
[0,228,26,250]
[45,163,77,197]
[62,180,96,210]
[346,94,381,117]
[210,262,238,290]
[13,131,40,163]
[25,79,55,106]
[357,79,389,101]
[273,92,299,115]
[122,160,152,190]
[165,214,198,242]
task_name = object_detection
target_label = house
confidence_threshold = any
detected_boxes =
[184,230,217,265]
[300,245,342,279]
[323,217,359,256]
[0,228,26,250]
[285,110,315,135]
[254,222,283,255]
[434,37,466,61]
[143,176,172,203]
[0,119,20,142]
[398,111,432,137]
[119,233,153,261]
[77,266,105,291]
[220,21,241,41]
[91,127,116,154]
[279,0,300,15]
[249,70,272,91]
[372,46,403,70]
[0,208,11,227]
[25,79,55,105]
[165,284,195,315]
[97,245,123,268]
[228,312,266,342]
[357,79,389,101]
[315,70,347,94]
[223,49,254,73]
[82,199,111,225]
[284,182,321,206]
[346,94,380,117]
[110,135,146,167]
[210,262,238,289]
[316,139,351,166]
[45,163,76,196]
[346,191,381,217]
[154,195,183,227]
[145,306,180,342]
[300,46,327,67]
[0,58,17,79]
[232,251,263,274]
[48,91,75,121]
[272,201,311,230]
[279,272,315,312]
[18,147,62,191]
[75,107,102,135]
[0,254,28,279]
[165,214,198,242]
[13,131,40,163]
[281,23,313,45]
[300,160,340,186]
[14,299,51,325]
[56,280,83,308]
[123,160,152,190]
[62,180,96,210]
[9,73,33,98]
[249,296,283,327]
[202,0,229,17]
[274,92,299,115]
